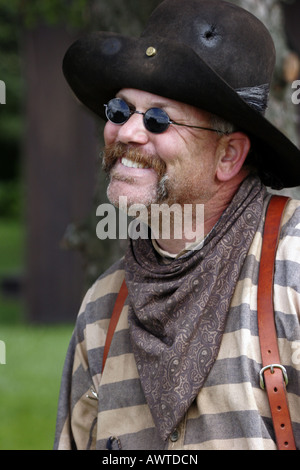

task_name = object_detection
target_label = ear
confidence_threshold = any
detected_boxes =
[216,132,251,182]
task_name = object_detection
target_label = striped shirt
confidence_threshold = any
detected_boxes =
[54,197,300,450]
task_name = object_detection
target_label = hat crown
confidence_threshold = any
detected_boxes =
[141,0,275,89]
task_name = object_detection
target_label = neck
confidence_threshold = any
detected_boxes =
[154,175,246,255]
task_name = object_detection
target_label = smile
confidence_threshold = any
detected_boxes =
[121,157,150,169]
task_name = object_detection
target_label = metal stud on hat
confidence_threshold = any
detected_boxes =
[146,46,157,57]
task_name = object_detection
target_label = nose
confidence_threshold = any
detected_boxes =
[117,112,149,145]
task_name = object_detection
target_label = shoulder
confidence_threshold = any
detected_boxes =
[72,257,126,350]
[281,197,300,229]
[274,198,300,322]
[69,257,126,378]
[78,257,126,320]
[277,198,300,259]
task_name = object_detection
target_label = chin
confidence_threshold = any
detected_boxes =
[107,180,158,210]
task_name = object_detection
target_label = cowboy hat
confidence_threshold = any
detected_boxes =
[62,0,300,189]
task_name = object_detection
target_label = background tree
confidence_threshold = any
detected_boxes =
[234,0,300,199]
[232,0,299,145]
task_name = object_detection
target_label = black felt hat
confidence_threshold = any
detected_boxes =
[63,0,300,188]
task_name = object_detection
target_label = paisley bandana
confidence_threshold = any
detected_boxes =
[125,176,266,441]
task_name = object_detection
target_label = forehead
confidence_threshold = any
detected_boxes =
[116,88,212,121]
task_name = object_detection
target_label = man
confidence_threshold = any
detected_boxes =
[54,0,300,450]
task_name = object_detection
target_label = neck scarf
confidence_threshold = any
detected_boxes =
[125,176,266,441]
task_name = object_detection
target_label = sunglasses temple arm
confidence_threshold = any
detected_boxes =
[169,120,227,134]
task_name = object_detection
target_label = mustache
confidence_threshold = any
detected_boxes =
[101,142,167,178]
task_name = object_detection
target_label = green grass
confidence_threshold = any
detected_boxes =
[0,217,74,449]
[0,324,73,449]
[0,217,24,276]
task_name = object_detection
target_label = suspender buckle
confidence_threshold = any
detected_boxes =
[259,363,288,390]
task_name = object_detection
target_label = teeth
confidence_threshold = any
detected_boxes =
[121,157,149,169]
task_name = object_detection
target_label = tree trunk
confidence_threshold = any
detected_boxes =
[23,24,98,323]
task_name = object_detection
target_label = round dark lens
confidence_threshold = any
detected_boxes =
[106,98,130,124]
[144,108,170,134]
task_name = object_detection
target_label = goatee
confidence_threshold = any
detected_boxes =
[101,142,169,203]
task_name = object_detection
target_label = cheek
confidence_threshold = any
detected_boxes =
[103,122,118,145]
[152,135,181,166]
[161,138,218,187]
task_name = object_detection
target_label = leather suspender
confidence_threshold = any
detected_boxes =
[257,195,296,450]
[101,279,128,374]
[101,195,296,449]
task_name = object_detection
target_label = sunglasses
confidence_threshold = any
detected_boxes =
[104,98,226,135]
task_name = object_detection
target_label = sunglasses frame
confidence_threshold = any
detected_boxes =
[104,98,228,135]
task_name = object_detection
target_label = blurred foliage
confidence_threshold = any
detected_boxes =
[0,180,22,218]
[0,218,23,276]
[0,0,91,30]
[0,2,24,190]
[19,0,91,29]
[0,217,24,324]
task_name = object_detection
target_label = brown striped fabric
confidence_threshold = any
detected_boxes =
[54,196,300,450]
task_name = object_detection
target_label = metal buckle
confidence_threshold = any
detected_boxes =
[85,386,98,400]
[259,363,288,390]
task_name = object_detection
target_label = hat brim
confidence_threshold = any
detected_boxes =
[63,31,300,188]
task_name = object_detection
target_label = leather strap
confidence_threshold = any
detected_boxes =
[257,195,296,450]
[101,279,128,374]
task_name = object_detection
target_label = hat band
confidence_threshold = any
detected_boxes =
[236,83,269,114]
